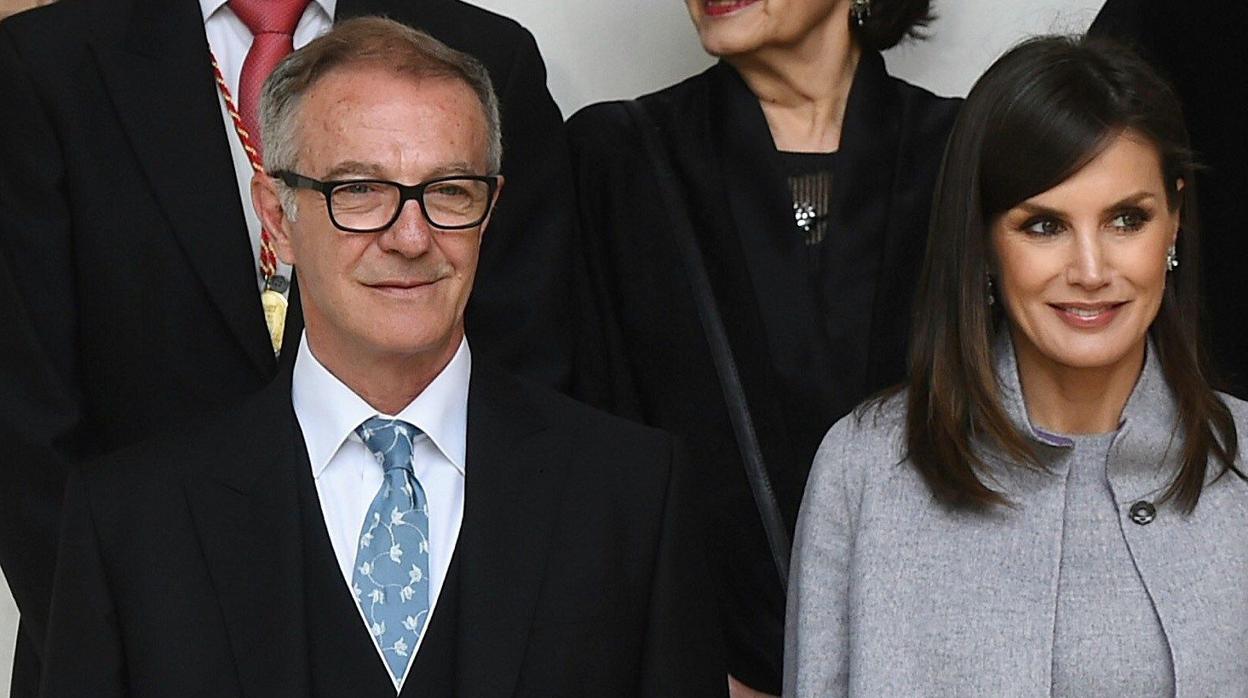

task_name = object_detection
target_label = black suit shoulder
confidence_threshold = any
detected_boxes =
[0,0,115,37]
[352,0,541,82]
[476,361,678,471]
[405,0,532,36]
[75,375,291,520]
[0,0,130,67]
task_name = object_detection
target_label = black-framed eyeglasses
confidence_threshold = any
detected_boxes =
[272,171,500,233]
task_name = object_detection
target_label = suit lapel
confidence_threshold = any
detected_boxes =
[185,374,310,697]
[454,365,563,697]
[93,0,274,376]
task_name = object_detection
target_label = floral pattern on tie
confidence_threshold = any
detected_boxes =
[353,417,430,682]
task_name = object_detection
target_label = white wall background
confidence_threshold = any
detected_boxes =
[0,0,1105,692]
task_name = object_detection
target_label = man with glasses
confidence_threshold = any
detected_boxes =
[0,0,576,693]
[39,18,725,697]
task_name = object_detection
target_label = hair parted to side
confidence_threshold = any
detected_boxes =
[259,16,503,215]
[902,35,1241,512]
[850,0,935,52]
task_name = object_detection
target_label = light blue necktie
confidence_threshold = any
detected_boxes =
[353,417,430,682]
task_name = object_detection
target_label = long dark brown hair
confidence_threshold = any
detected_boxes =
[904,35,1241,512]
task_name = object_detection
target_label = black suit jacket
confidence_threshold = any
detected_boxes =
[39,362,726,697]
[567,54,959,691]
[0,0,575,686]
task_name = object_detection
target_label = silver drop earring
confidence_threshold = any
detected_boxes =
[1165,245,1179,272]
[851,0,871,26]
[986,274,995,306]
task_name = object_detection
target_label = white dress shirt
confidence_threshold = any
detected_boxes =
[200,0,335,292]
[291,332,470,689]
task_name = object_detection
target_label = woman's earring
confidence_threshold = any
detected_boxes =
[986,274,995,306]
[851,0,871,26]
[1165,245,1179,272]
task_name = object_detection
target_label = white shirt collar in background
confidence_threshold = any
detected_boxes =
[199,0,337,28]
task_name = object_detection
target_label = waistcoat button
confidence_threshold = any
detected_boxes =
[1129,500,1156,525]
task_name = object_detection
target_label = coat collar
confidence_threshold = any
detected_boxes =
[453,363,562,697]
[991,330,1183,502]
[184,367,311,697]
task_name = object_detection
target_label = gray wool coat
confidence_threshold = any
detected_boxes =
[784,339,1248,697]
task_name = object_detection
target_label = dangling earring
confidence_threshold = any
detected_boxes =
[986,274,996,306]
[1165,245,1179,272]
[851,0,871,27]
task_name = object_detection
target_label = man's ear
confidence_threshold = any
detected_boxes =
[476,175,504,245]
[251,173,297,265]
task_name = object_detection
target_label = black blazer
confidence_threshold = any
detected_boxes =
[567,53,958,691]
[40,362,726,697]
[0,0,574,687]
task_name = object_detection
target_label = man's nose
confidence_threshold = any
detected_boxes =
[377,198,434,257]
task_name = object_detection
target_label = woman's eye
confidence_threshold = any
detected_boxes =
[1022,218,1064,237]
[1110,210,1150,231]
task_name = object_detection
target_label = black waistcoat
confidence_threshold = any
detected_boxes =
[297,458,460,697]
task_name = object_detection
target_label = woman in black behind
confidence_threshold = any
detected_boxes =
[567,1,959,693]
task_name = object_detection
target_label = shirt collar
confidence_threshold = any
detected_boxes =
[291,332,471,479]
[200,0,337,23]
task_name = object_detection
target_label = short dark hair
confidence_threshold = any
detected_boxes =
[850,0,935,51]
[902,35,1241,511]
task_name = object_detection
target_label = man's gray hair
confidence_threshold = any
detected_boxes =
[259,17,504,216]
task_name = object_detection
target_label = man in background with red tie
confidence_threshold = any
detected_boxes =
[0,1,576,695]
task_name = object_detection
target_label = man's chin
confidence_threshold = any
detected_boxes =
[362,323,463,361]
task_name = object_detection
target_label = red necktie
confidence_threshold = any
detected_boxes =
[228,0,311,157]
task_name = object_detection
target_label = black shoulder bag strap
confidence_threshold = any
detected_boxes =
[620,99,790,590]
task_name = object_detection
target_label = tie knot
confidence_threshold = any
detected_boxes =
[228,0,310,36]
[356,417,420,473]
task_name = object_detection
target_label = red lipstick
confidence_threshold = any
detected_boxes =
[703,0,761,17]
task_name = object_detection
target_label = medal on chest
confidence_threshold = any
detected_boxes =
[261,276,290,355]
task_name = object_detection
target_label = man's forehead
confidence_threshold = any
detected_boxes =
[307,61,477,106]
[298,68,484,135]
[320,160,481,180]
[294,69,489,174]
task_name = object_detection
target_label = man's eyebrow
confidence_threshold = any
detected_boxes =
[424,162,480,178]
[320,161,483,181]
[323,161,386,179]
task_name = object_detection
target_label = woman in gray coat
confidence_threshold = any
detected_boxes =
[785,36,1248,697]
